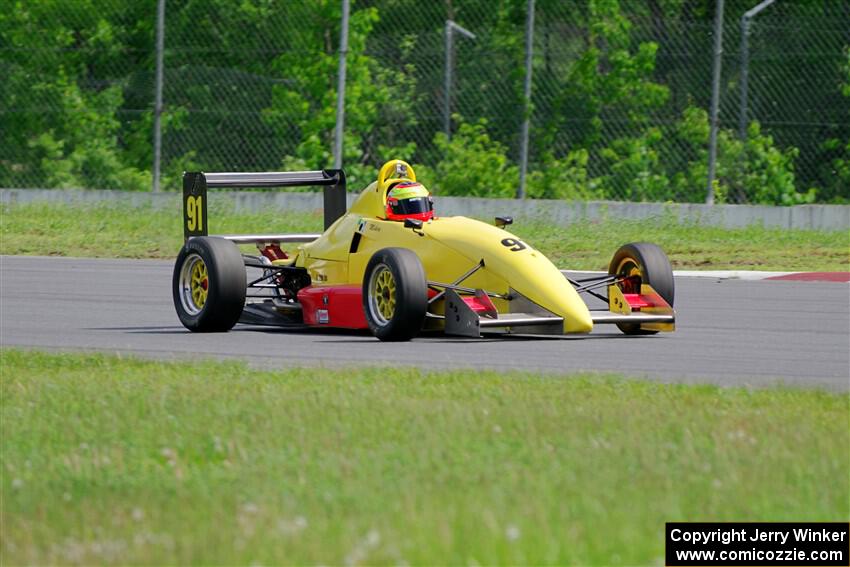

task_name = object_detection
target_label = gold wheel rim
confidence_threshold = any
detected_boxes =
[179,254,209,316]
[368,264,397,326]
[616,258,641,279]
[375,269,396,320]
[191,259,209,309]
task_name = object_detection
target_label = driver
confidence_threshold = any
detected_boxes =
[385,181,434,222]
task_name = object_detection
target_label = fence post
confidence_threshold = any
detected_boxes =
[152,0,166,192]
[738,0,777,140]
[516,0,535,200]
[333,0,350,170]
[443,21,476,140]
[738,16,751,140]
[444,20,453,139]
[706,0,724,205]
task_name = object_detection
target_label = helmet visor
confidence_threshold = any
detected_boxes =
[389,196,432,216]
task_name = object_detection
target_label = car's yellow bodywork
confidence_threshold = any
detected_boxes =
[293,160,594,333]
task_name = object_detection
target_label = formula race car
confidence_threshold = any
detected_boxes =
[172,160,675,341]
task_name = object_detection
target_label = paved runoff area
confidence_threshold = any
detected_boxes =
[1,256,848,391]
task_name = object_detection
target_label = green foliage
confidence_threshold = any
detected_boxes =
[669,107,813,205]
[539,103,814,206]
[816,47,850,203]
[667,106,714,202]
[266,3,421,190]
[25,74,150,190]
[540,0,669,151]
[598,127,671,202]
[529,0,845,205]
[0,0,153,190]
[526,149,599,200]
[735,123,813,205]
[1,0,846,204]
[417,119,518,198]
[820,138,850,204]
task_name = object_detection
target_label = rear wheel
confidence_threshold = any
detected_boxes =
[173,237,246,332]
[362,248,427,341]
[608,242,674,335]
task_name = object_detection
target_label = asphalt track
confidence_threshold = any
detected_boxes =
[1,255,848,391]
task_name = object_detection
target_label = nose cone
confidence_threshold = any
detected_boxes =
[426,217,593,334]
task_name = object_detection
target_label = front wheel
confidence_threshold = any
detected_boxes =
[608,242,674,335]
[362,248,428,341]
[173,237,246,332]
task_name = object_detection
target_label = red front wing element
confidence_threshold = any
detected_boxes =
[623,294,652,309]
[623,291,668,310]
[461,293,497,318]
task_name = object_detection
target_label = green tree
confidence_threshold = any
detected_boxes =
[417,119,518,198]
[816,47,850,203]
[526,150,598,200]
[0,0,153,189]
[265,2,420,190]
[670,106,814,205]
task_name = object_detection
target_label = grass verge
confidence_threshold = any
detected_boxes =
[2,350,847,565]
[2,201,848,271]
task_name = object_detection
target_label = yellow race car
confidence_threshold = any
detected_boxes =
[173,160,675,341]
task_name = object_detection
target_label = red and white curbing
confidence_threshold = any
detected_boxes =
[762,271,850,282]
[562,270,850,282]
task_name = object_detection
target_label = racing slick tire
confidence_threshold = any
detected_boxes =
[173,236,246,332]
[608,242,674,335]
[362,248,428,342]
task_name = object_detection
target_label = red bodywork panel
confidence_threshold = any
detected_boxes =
[298,285,368,329]
[461,294,497,316]
[623,292,668,310]
[297,286,448,329]
[623,293,651,309]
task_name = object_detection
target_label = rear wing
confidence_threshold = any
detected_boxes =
[182,169,346,242]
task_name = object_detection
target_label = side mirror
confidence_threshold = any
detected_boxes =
[404,218,424,230]
[495,216,514,228]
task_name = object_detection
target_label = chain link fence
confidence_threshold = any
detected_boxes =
[730,1,850,204]
[2,0,848,204]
